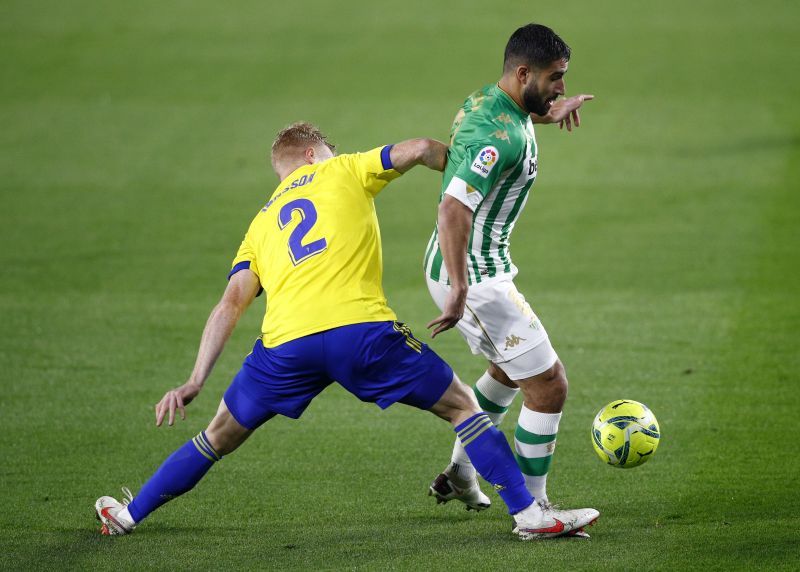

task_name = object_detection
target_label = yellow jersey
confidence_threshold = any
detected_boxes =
[230,146,401,347]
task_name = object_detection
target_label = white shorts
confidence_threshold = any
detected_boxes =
[426,276,559,381]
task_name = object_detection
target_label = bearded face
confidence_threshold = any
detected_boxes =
[521,81,551,116]
[520,59,568,116]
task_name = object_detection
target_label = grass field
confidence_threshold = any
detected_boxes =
[2,1,799,570]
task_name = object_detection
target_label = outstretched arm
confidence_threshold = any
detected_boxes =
[389,138,448,173]
[531,94,595,132]
[154,269,261,426]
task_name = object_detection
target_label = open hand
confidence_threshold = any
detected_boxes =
[533,94,595,132]
[154,381,202,427]
[427,288,467,338]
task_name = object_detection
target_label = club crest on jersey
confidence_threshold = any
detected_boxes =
[470,146,499,178]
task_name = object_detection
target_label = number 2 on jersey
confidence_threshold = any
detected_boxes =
[278,198,327,265]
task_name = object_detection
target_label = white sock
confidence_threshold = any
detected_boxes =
[514,406,561,503]
[448,371,520,486]
[515,497,544,521]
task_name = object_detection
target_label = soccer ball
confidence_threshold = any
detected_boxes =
[592,400,660,468]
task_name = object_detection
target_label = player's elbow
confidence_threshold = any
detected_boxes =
[415,138,447,171]
[215,298,247,321]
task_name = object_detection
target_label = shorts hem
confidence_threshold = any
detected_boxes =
[224,382,303,430]
[500,357,558,381]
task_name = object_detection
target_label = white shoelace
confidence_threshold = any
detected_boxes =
[120,487,134,506]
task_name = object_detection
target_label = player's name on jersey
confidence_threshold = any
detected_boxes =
[262,172,316,212]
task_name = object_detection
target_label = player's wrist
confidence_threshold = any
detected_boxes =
[530,112,551,124]
[185,379,204,393]
[449,282,468,297]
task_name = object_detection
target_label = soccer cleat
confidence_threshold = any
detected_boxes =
[512,502,599,540]
[428,473,491,511]
[95,487,136,536]
[538,500,593,538]
[565,527,591,539]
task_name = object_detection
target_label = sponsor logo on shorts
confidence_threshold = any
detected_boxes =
[503,334,527,351]
[470,146,499,178]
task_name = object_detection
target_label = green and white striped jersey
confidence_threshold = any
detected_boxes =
[424,83,538,285]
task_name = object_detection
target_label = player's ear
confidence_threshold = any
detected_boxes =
[516,64,531,85]
[304,146,316,164]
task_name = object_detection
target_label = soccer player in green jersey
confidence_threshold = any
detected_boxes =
[424,23,598,532]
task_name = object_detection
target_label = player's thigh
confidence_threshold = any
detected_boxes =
[494,336,560,382]
[223,337,332,428]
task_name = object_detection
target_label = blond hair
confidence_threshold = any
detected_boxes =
[271,122,336,163]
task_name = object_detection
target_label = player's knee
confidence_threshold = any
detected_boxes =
[206,428,249,456]
[205,407,251,456]
[430,377,480,424]
[519,359,568,404]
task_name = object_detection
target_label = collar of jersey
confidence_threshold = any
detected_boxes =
[279,162,317,187]
[493,84,529,121]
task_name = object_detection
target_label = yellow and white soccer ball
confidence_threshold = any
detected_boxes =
[592,400,660,468]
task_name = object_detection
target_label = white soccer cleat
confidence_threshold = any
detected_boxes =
[512,501,599,540]
[95,487,136,536]
[538,499,594,538]
[428,473,491,511]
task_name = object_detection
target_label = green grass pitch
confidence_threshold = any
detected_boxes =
[1,1,799,569]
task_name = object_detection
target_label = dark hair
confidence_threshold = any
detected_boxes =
[503,24,571,72]
[271,121,336,160]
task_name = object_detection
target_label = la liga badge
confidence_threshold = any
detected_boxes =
[470,146,499,178]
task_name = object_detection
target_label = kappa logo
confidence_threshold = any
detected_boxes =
[491,129,510,143]
[470,146,499,178]
[503,334,526,350]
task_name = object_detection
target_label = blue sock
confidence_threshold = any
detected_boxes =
[127,432,221,523]
[455,413,534,514]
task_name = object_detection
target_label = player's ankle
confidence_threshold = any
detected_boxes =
[515,500,544,520]
[445,463,477,488]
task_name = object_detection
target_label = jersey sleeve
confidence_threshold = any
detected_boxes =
[228,219,261,279]
[448,137,519,210]
[341,146,402,196]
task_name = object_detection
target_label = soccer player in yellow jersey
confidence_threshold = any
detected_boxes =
[94,122,597,540]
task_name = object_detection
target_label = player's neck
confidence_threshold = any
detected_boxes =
[496,77,527,113]
[276,160,310,182]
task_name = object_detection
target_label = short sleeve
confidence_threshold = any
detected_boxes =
[342,146,402,196]
[228,229,263,295]
[451,140,519,201]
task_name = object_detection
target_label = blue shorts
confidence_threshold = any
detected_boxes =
[223,321,454,429]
